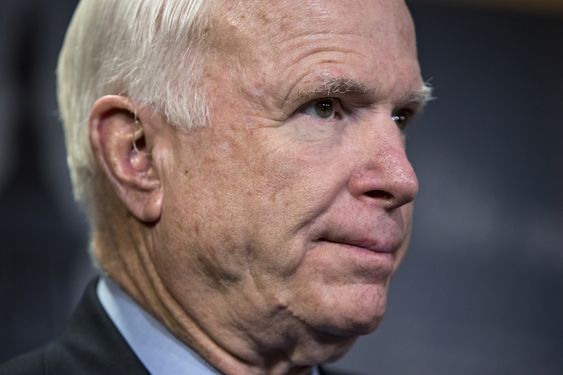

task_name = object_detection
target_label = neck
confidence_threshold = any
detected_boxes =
[94,217,350,375]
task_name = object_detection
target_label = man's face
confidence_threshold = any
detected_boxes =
[151,0,423,359]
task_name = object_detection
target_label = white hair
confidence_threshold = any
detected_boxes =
[57,0,212,215]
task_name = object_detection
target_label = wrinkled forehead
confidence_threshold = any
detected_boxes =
[211,0,417,56]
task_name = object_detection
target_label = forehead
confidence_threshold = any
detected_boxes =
[212,0,417,55]
[206,0,423,113]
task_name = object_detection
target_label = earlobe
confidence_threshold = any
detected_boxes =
[89,96,163,223]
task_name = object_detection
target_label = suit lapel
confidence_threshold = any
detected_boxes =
[44,278,150,374]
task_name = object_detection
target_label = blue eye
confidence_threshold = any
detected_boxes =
[301,98,341,119]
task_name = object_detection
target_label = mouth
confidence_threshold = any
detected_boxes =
[314,236,399,278]
[317,237,401,255]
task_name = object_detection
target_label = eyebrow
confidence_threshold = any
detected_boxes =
[291,77,434,109]
[408,83,434,110]
[293,77,373,104]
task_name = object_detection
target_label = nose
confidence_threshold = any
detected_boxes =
[347,120,419,210]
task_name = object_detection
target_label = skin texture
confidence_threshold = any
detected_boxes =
[89,1,425,374]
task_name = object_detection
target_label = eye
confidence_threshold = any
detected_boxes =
[301,98,342,120]
[392,109,413,130]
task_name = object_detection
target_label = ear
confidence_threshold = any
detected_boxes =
[89,95,163,223]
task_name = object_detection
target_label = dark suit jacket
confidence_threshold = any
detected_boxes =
[0,280,360,375]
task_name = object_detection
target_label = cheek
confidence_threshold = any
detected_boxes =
[242,149,350,259]
[249,130,350,211]
[155,188,251,291]
[154,138,259,287]
[157,124,353,290]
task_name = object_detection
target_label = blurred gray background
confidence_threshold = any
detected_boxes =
[1,1,561,374]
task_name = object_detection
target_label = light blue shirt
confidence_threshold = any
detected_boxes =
[97,277,320,375]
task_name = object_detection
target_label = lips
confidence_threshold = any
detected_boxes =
[315,213,407,256]
[319,236,401,254]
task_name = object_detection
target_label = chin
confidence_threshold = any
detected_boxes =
[309,282,390,338]
[287,290,386,366]
[293,336,358,367]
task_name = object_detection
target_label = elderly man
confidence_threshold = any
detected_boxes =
[2,0,431,374]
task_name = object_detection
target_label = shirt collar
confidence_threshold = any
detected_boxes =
[97,277,320,375]
[97,277,222,375]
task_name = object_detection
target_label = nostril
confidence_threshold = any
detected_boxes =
[365,190,393,201]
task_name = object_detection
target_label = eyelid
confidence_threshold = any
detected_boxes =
[396,100,421,116]
[402,100,424,115]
